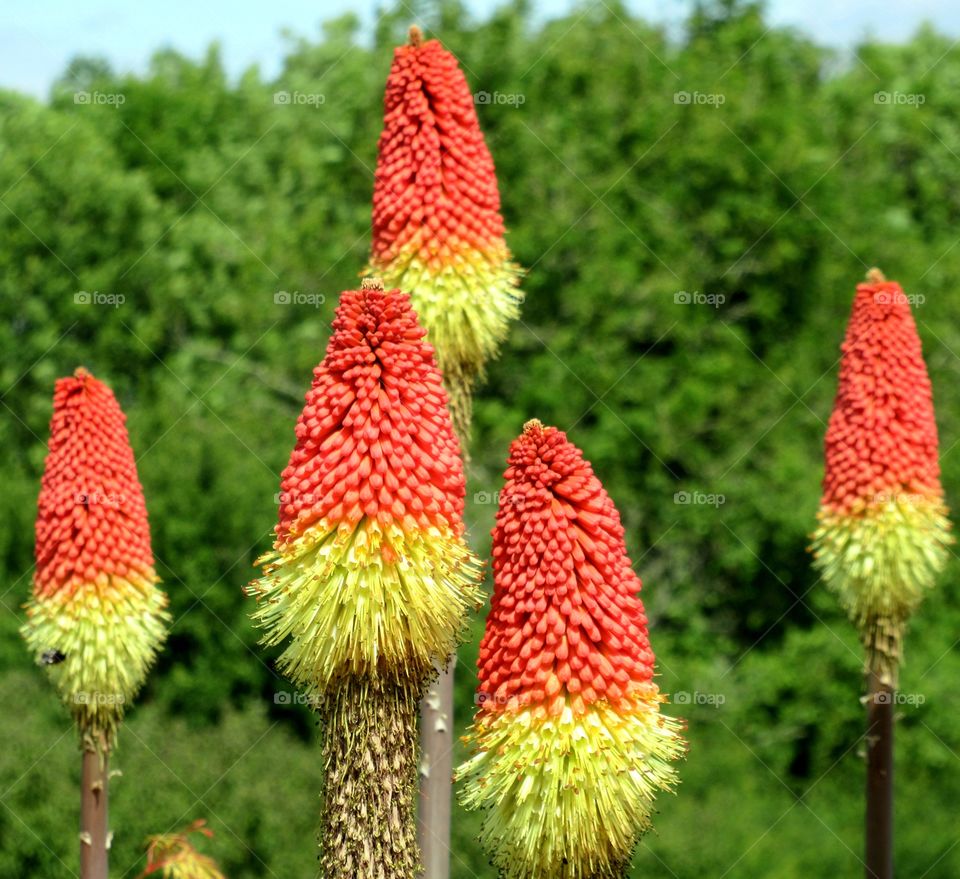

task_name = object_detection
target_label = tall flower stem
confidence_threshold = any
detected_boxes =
[418,658,455,879]
[865,667,893,879]
[321,678,420,879]
[80,734,109,879]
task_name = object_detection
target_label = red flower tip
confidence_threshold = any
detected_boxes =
[34,371,154,597]
[821,275,942,513]
[276,286,465,543]
[371,34,507,266]
[478,424,656,715]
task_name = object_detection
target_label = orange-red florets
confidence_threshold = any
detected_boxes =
[821,279,941,514]
[33,368,155,598]
[275,287,465,543]
[372,37,507,268]
[477,421,656,715]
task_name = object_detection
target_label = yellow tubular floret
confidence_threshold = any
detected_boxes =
[22,574,169,742]
[458,688,685,879]
[811,495,951,630]
[248,518,482,694]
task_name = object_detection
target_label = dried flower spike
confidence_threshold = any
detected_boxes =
[811,270,952,684]
[458,420,684,879]
[368,28,523,439]
[22,367,169,745]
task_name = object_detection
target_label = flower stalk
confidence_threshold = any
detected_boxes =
[22,368,169,879]
[810,269,951,879]
[247,280,481,878]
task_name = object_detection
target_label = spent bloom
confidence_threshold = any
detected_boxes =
[367,26,522,438]
[811,270,951,682]
[458,420,684,879]
[22,368,169,744]
[137,820,225,879]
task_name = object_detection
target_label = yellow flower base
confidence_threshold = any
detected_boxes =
[458,687,685,879]
[22,571,169,743]
[248,517,482,693]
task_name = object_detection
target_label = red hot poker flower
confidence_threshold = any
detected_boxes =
[459,420,683,879]
[368,26,522,437]
[812,270,951,682]
[23,368,168,742]
[249,280,481,695]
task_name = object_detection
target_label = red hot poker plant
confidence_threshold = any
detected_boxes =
[368,26,522,440]
[22,368,169,879]
[247,280,481,878]
[23,368,169,743]
[811,270,951,685]
[458,420,684,879]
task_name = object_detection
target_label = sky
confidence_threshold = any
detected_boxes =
[1,1,958,98]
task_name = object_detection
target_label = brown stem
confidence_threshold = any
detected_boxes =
[866,267,887,284]
[409,25,423,47]
[80,733,109,879]
[865,670,893,879]
[320,677,420,879]
[417,658,455,879]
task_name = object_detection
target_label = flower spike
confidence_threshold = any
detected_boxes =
[811,269,952,684]
[22,367,169,746]
[247,282,482,878]
[368,27,523,439]
[458,420,684,879]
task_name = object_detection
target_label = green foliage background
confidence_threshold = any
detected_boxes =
[2,1,960,876]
